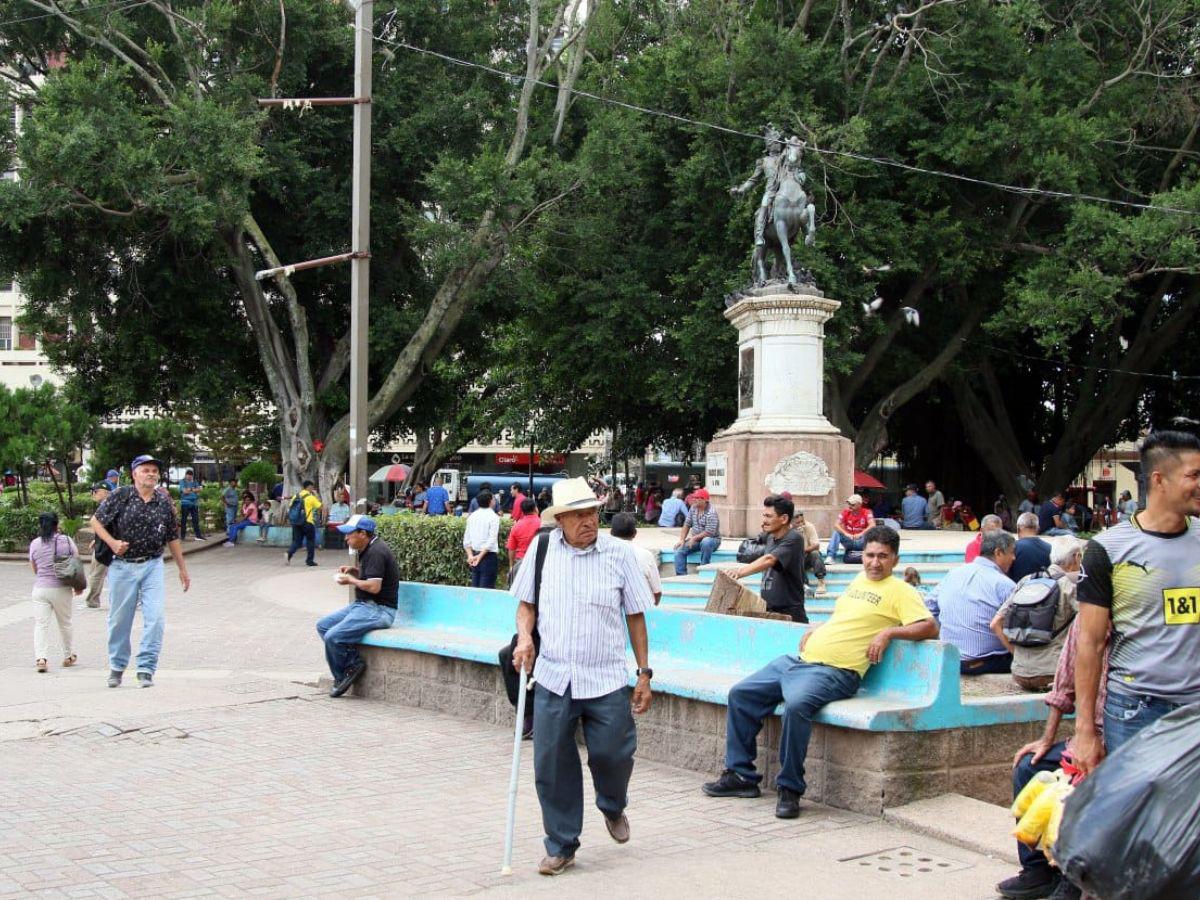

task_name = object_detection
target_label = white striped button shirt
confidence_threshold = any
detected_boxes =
[510,529,654,699]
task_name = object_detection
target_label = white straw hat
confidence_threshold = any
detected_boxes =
[542,477,603,524]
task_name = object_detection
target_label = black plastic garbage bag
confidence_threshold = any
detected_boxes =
[1054,701,1200,900]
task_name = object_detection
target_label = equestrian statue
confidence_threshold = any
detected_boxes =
[730,125,817,288]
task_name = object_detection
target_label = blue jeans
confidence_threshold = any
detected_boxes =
[674,535,721,574]
[1012,740,1067,876]
[470,551,498,589]
[724,655,860,795]
[224,505,237,528]
[903,520,935,531]
[288,523,316,564]
[179,504,202,539]
[1103,687,1184,754]
[226,520,258,543]
[533,683,636,859]
[825,532,864,560]
[107,557,166,675]
[315,601,396,681]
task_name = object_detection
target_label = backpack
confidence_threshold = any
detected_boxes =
[287,494,307,526]
[736,534,768,564]
[1002,571,1071,647]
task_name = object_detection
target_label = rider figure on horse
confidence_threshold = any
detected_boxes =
[730,124,790,249]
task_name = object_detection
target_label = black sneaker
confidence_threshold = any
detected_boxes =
[996,869,1060,900]
[701,769,761,798]
[137,672,154,688]
[107,670,122,689]
[522,715,534,741]
[306,561,318,567]
[775,787,801,818]
[329,661,366,698]
[1047,879,1081,900]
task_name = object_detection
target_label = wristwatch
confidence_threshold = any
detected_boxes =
[636,667,654,680]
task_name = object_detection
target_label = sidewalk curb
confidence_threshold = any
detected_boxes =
[0,537,225,564]
[882,793,1018,865]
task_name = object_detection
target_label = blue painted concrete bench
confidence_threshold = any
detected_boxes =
[360,582,1046,732]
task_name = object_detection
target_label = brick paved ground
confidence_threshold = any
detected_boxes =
[0,548,1013,898]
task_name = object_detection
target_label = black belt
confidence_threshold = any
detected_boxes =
[118,555,161,564]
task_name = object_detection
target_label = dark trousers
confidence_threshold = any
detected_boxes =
[533,683,636,859]
[288,523,316,564]
[469,551,498,588]
[497,642,534,725]
[767,602,808,624]
[179,504,203,539]
[724,655,860,795]
[1013,741,1067,876]
[803,550,826,583]
[961,653,1013,675]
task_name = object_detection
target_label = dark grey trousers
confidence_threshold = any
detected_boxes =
[532,683,637,859]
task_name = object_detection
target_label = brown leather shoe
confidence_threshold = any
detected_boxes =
[537,855,575,876]
[604,813,630,844]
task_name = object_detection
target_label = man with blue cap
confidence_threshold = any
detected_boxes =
[316,515,400,697]
[90,454,190,688]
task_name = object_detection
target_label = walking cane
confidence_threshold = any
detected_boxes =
[501,665,532,875]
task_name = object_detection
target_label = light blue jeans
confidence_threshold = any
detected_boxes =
[674,536,721,574]
[107,557,166,675]
[316,601,396,681]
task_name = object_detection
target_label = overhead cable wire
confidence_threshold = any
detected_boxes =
[981,343,1200,381]
[371,31,1200,219]
[0,0,151,30]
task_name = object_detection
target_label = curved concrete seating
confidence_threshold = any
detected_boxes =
[360,582,1049,733]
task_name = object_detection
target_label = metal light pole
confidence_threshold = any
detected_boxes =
[348,0,373,507]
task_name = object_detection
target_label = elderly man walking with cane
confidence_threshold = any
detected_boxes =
[511,477,655,876]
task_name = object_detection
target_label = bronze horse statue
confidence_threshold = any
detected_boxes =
[751,136,817,287]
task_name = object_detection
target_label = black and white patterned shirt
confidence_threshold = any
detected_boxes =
[95,486,179,561]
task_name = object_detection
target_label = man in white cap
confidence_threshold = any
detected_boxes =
[825,493,875,564]
[511,477,656,876]
[316,515,399,698]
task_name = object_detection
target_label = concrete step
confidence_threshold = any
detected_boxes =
[883,794,1018,865]
[661,548,967,566]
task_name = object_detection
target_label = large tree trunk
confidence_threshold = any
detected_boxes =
[852,296,985,469]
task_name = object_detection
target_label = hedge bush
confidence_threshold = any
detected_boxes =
[375,513,513,585]
[0,505,43,552]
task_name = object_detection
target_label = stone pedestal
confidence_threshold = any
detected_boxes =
[706,288,854,538]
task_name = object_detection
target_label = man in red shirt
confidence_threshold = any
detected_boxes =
[505,498,542,585]
[824,494,874,563]
[964,514,1004,563]
[509,483,528,521]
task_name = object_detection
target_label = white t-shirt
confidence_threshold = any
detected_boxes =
[629,542,662,598]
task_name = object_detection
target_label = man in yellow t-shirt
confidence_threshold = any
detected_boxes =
[285,480,324,567]
[702,525,937,819]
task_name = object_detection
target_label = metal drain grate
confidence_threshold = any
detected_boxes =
[838,845,970,878]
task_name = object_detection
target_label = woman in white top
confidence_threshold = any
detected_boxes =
[28,511,83,673]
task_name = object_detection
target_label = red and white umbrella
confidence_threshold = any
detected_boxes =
[369,464,411,483]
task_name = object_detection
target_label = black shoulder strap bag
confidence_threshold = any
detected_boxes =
[498,534,551,708]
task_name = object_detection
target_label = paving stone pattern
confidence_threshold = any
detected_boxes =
[0,550,1012,898]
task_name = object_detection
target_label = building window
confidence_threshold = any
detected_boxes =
[0,318,11,351]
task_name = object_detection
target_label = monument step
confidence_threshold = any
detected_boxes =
[661,549,966,566]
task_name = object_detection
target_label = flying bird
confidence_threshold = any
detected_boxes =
[861,263,892,274]
[1118,336,1130,351]
[901,307,920,327]
[861,297,885,316]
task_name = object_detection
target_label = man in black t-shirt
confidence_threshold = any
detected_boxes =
[315,515,401,697]
[731,495,809,622]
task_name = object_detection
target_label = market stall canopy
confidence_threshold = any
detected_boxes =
[853,470,885,490]
[369,464,411,483]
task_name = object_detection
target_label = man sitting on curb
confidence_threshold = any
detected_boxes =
[316,515,399,698]
[824,494,874,563]
[928,530,1018,675]
[703,525,937,818]
[673,488,721,575]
